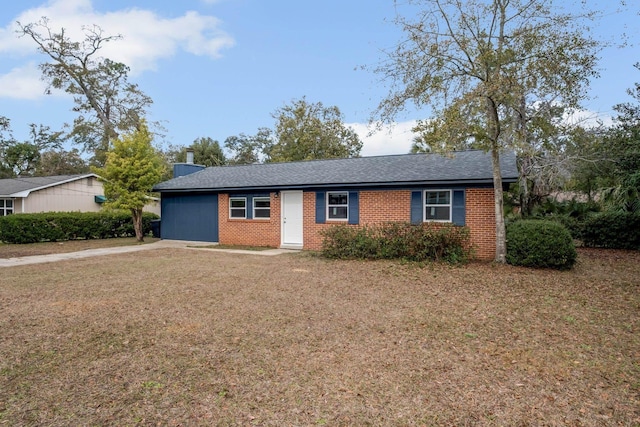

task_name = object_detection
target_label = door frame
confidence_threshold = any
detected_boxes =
[280,190,304,249]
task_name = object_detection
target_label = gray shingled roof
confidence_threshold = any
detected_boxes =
[153,150,519,192]
[0,174,98,197]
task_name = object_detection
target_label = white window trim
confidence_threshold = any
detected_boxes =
[326,191,349,221]
[252,196,271,219]
[423,189,452,222]
[229,197,247,219]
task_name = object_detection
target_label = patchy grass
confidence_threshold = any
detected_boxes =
[0,237,160,259]
[0,248,638,425]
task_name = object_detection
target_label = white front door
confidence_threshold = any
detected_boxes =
[281,191,303,249]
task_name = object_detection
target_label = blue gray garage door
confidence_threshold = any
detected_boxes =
[160,193,219,242]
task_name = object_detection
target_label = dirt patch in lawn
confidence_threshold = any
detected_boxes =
[0,237,160,259]
[0,248,638,426]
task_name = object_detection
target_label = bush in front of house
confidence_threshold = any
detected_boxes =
[580,211,640,250]
[0,211,160,244]
[320,222,472,263]
[506,220,577,270]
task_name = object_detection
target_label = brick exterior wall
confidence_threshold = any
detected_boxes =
[465,188,496,260]
[217,188,497,260]
[218,193,281,248]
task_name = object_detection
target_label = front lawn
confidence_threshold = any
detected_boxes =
[0,248,638,425]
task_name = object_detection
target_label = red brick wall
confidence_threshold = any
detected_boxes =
[303,190,412,250]
[217,188,497,260]
[218,193,281,248]
[465,188,496,260]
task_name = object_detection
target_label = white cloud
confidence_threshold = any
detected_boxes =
[349,120,418,157]
[0,0,234,99]
[564,108,614,128]
[0,63,48,99]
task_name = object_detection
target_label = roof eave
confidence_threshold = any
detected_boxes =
[155,176,519,194]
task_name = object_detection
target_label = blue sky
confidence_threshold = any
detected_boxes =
[0,0,638,157]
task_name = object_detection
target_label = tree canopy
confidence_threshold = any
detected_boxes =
[173,137,227,167]
[36,149,90,176]
[18,18,153,166]
[224,128,273,165]
[0,117,65,177]
[268,98,362,162]
[599,64,640,212]
[373,0,600,262]
[92,121,165,242]
[223,98,362,164]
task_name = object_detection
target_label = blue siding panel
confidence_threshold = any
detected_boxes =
[316,192,326,224]
[173,163,205,178]
[348,191,359,225]
[452,190,466,226]
[161,194,218,242]
[410,191,423,224]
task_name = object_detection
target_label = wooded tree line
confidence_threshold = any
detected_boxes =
[3,0,638,255]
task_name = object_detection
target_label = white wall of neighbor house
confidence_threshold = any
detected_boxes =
[25,177,104,213]
[11,176,161,215]
[143,198,161,216]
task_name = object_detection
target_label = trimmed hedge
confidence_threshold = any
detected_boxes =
[320,222,472,263]
[581,211,640,250]
[0,211,160,244]
[506,220,577,270]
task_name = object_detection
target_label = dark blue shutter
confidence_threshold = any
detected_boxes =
[410,191,423,224]
[316,191,326,224]
[452,190,465,226]
[246,196,253,219]
[348,191,359,225]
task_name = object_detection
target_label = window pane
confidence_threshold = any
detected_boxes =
[328,193,348,205]
[328,206,348,219]
[6,200,12,208]
[426,191,449,205]
[254,208,270,218]
[254,199,270,208]
[230,208,245,218]
[426,206,450,221]
[230,199,245,208]
[0,200,4,208]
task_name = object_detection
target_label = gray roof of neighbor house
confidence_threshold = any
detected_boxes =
[0,174,99,197]
[153,150,519,192]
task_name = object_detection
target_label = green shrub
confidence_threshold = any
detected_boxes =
[506,220,577,270]
[320,222,471,263]
[581,211,640,250]
[0,211,160,244]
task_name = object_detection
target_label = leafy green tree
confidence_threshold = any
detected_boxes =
[4,143,41,177]
[92,121,165,242]
[372,0,600,262]
[35,149,90,176]
[0,118,64,177]
[224,128,273,165]
[18,18,153,166]
[601,64,640,212]
[267,97,362,162]
[173,137,227,166]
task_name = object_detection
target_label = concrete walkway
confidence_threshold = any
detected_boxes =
[0,240,298,268]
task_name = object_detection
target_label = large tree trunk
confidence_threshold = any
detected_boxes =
[131,208,144,243]
[491,145,507,263]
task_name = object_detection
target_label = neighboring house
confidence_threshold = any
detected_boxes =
[0,174,161,216]
[153,150,519,260]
